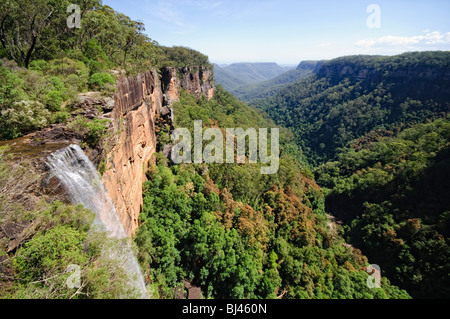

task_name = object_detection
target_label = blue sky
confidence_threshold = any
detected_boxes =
[102,0,450,65]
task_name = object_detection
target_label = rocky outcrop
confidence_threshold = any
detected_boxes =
[102,67,215,236]
[101,70,160,237]
[297,60,327,73]
[162,66,215,104]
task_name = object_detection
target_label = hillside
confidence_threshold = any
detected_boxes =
[251,51,450,298]
[0,0,411,300]
[233,60,327,104]
[316,118,450,298]
[212,64,249,92]
[135,85,410,299]
[213,62,286,92]
[254,51,450,165]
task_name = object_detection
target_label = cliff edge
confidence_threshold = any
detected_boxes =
[102,66,215,236]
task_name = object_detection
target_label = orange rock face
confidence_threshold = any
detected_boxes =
[102,67,214,236]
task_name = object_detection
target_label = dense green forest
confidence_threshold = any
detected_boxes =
[250,52,450,299]
[315,118,450,298]
[254,52,450,165]
[135,86,410,299]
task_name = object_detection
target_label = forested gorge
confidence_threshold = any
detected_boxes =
[255,52,450,164]
[0,0,447,300]
[251,52,450,298]
[315,119,450,298]
[135,88,409,299]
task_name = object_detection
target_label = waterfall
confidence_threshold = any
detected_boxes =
[46,144,147,299]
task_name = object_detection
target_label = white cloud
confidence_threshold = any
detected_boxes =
[356,30,450,49]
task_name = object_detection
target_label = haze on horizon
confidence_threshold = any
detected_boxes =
[104,0,450,65]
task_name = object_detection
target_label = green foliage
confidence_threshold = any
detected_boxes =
[43,90,64,112]
[136,160,408,299]
[50,111,71,124]
[136,87,408,299]
[316,118,450,298]
[28,60,49,72]
[83,39,110,72]
[254,52,450,165]
[14,225,88,282]
[0,1,210,74]
[89,72,116,90]
[0,153,142,299]
[0,65,29,138]
[161,46,212,69]
[67,116,110,148]
[0,0,75,68]
[0,56,96,139]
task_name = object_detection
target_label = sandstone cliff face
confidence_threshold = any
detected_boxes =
[162,66,215,103]
[102,67,215,236]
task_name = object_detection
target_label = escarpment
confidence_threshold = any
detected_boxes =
[102,66,215,236]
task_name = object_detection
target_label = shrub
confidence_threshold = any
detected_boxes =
[29,59,49,73]
[42,58,90,91]
[0,101,50,139]
[14,225,88,282]
[89,72,115,90]
[68,116,110,147]
[0,65,25,107]
[67,116,90,134]
[44,90,64,112]
[49,76,66,93]
[51,111,71,124]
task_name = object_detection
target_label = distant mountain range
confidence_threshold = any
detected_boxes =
[232,60,327,103]
[213,62,290,92]
[213,61,327,103]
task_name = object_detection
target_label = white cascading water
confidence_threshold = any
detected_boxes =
[46,144,148,299]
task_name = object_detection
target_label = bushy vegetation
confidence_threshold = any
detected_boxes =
[160,46,212,70]
[315,118,450,298]
[67,116,110,148]
[251,52,450,298]
[254,52,450,165]
[0,0,212,141]
[135,87,409,299]
[0,151,142,299]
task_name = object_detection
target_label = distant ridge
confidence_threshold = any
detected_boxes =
[231,60,328,103]
[297,60,327,72]
[213,62,286,92]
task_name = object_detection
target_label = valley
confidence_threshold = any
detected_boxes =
[0,0,448,301]
[217,52,450,299]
